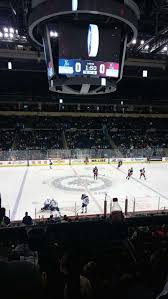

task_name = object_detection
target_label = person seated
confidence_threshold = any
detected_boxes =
[0,208,10,227]
[47,214,55,223]
[62,215,69,222]
[22,212,33,226]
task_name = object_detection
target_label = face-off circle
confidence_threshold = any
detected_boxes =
[52,175,112,192]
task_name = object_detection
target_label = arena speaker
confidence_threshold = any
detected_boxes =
[29,0,139,95]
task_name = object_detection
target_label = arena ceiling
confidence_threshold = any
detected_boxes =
[0,0,167,103]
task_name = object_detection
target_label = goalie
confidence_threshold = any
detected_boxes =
[41,198,50,211]
[41,198,60,215]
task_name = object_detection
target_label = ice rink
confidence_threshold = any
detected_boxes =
[1,162,168,221]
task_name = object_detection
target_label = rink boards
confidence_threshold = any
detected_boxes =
[0,156,166,167]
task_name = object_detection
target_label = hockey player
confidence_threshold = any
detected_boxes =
[126,167,133,180]
[81,194,89,214]
[117,160,123,169]
[41,198,50,211]
[93,166,98,180]
[130,167,133,175]
[139,168,146,180]
[49,159,53,169]
[49,199,60,212]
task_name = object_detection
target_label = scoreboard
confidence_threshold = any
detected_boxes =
[57,22,121,79]
[59,59,119,78]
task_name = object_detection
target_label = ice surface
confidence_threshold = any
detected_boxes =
[0,162,168,221]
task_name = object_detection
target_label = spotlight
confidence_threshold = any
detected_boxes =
[4,27,8,33]
[132,39,136,44]
[140,40,144,45]
[0,32,3,38]
[15,29,18,34]
[54,32,58,37]
[59,99,63,104]
[163,46,168,52]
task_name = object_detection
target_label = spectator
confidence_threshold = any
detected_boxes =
[62,215,69,222]
[0,261,43,299]
[60,252,81,299]
[0,207,10,227]
[22,212,33,226]
[47,214,55,224]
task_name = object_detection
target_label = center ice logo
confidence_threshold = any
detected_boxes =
[52,175,112,192]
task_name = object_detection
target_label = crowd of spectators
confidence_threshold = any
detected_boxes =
[0,116,168,155]
[0,212,168,299]
[66,129,110,149]
[15,129,63,150]
[106,117,168,157]
[0,130,15,150]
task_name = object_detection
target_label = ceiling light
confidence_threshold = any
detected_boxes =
[163,46,168,52]
[132,39,136,44]
[8,62,12,70]
[9,33,14,39]
[50,31,58,38]
[4,33,9,38]
[143,70,148,78]
[101,78,106,86]
[140,40,145,45]
[0,32,3,38]
[145,45,149,50]
[9,28,14,34]
[17,45,23,49]
[4,27,8,33]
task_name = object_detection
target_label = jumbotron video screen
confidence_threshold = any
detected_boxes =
[58,22,121,78]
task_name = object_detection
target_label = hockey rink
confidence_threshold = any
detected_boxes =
[1,162,168,221]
